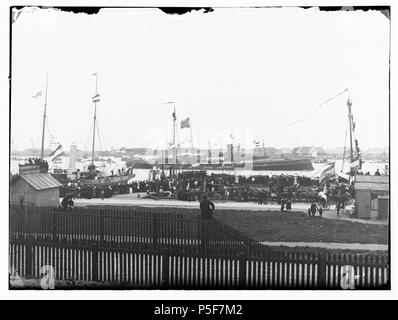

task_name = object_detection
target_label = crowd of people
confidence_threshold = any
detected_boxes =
[23,157,49,173]
[60,170,353,211]
[60,183,131,199]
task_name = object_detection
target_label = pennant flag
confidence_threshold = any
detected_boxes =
[32,91,42,99]
[180,117,190,129]
[92,94,100,103]
[319,162,335,185]
[253,140,260,147]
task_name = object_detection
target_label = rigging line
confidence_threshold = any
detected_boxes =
[341,114,349,173]
[45,117,57,144]
[84,122,93,153]
[289,88,349,127]
[96,120,105,152]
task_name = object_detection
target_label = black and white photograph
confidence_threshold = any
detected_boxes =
[7,4,391,292]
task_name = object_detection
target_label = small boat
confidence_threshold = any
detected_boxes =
[79,173,135,185]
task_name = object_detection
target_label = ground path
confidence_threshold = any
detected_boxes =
[74,194,388,226]
[260,241,388,251]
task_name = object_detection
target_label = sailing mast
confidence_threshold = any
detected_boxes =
[40,73,49,160]
[346,96,362,175]
[347,97,354,163]
[91,73,99,166]
[172,106,177,164]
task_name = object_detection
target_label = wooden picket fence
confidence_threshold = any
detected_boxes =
[9,205,389,289]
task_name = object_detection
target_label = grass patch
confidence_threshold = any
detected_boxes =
[86,205,388,245]
[213,210,388,244]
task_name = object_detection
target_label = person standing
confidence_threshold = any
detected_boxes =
[286,198,292,212]
[199,194,215,247]
[200,194,215,220]
[280,199,285,212]
[336,202,341,217]
[310,202,318,217]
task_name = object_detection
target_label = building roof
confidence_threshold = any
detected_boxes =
[12,173,62,191]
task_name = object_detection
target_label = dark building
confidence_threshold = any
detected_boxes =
[354,175,389,219]
[10,165,62,206]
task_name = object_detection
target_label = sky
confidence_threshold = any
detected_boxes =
[10,7,390,152]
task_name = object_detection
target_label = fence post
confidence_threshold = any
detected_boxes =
[196,217,201,247]
[92,241,99,282]
[25,238,33,277]
[317,253,327,288]
[100,211,104,244]
[153,218,159,245]
[238,251,247,288]
[52,211,58,243]
[162,247,170,289]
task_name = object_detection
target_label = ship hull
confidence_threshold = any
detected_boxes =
[155,159,313,171]
[190,164,235,171]
[252,158,313,171]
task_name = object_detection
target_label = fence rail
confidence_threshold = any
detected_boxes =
[9,205,389,289]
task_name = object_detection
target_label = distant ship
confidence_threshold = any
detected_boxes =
[151,106,315,172]
[251,157,314,171]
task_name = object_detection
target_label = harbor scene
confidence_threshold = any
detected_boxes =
[9,7,390,291]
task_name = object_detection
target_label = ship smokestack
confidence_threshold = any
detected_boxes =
[69,144,77,173]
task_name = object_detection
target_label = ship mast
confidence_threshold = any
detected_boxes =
[346,96,362,175]
[40,73,49,160]
[347,97,354,163]
[172,106,177,164]
[91,73,99,166]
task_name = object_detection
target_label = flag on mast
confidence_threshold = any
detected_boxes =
[253,140,261,147]
[32,91,42,99]
[180,117,190,129]
[92,94,100,103]
[46,143,64,161]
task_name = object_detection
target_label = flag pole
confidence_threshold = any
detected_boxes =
[40,72,48,160]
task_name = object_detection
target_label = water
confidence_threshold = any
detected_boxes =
[10,157,388,179]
